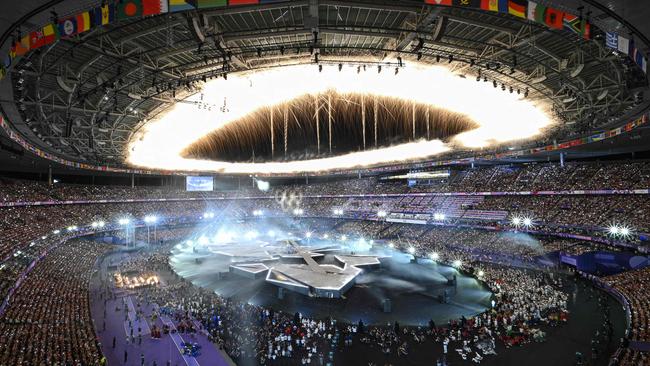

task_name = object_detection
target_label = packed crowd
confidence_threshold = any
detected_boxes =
[0,239,112,365]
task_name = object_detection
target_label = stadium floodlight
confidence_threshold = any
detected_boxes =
[608,225,620,235]
[522,217,532,227]
[377,210,387,217]
[144,215,158,224]
[620,227,631,236]
[430,252,439,260]
[511,217,521,226]
[408,247,416,254]
[53,230,61,234]
[453,260,462,268]
[118,218,130,226]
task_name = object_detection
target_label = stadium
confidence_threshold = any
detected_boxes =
[1,0,650,365]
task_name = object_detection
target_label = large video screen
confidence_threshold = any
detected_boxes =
[186,176,214,191]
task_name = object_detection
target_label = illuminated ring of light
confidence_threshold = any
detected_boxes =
[128,62,552,174]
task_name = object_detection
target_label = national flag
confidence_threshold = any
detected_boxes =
[229,0,259,4]
[527,1,545,23]
[187,0,228,8]
[29,30,46,49]
[507,0,526,18]
[76,11,92,33]
[617,35,630,54]
[480,0,499,12]
[497,0,508,14]
[544,7,563,30]
[92,4,115,26]
[13,35,30,56]
[605,32,618,50]
[117,0,143,19]
[169,0,195,12]
[563,13,590,39]
[142,0,168,16]
[42,23,59,45]
[58,17,78,38]
[452,0,481,8]
[425,0,452,5]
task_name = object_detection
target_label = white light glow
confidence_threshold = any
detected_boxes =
[512,217,521,226]
[128,63,552,174]
[522,217,532,227]
[453,260,462,268]
[408,247,416,254]
[118,218,130,226]
[377,210,387,217]
[144,215,158,224]
[609,226,620,235]
[430,252,439,260]
[256,179,270,191]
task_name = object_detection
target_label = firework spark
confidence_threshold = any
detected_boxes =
[128,63,552,174]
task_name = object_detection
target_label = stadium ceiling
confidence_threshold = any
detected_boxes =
[1,0,649,169]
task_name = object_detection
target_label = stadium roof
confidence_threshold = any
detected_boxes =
[0,0,649,176]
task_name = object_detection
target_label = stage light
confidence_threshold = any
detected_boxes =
[305,232,312,238]
[53,179,59,183]
[253,209,263,216]
[144,215,158,224]
[369,239,374,245]
[91,222,99,228]
[293,208,304,215]
[478,270,484,277]
[198,236,209,245]
[430,252,439,260]
[388,242,394,248]
[97,221,105,228]
[41,236,47,240]
[203,212,215,219]
[522,217,532,227]
[453,260,462,268]
[267,230,276,237]
[620,227,631,236]
[323,234,329,239]
[408,247,415,254]
[377,210,387,217]
[512,217,521,226]
[433,213,446,220]
[53,230,61,234]
[333,208,344,215]
[118,218,130,226]
[608,226,620,235]
[341,235,347,241]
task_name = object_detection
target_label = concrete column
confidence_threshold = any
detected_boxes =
[47,166,52,185]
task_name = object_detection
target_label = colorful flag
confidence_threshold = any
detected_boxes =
[13,35,31,56]
[425,0,452,5]
[42,23,59,45]
[605,32,618,50]
[480,0,499,12]
[29,30,46,49]
[76,11,92,33]
[92,4,115,26]
[563,13,590,39]
[617,35,630,54]
[527,1,546,23]
[189,0,228,8]
[229,0,259,4]
[169,0,196,12]
[507,0,526,18]
[143,0,168,16]
[452,0,481,7]
[117,0,143,19]
[544,7,563,30]
[58,17,78,38]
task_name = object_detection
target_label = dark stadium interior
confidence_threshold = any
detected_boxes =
[2,1,650,366]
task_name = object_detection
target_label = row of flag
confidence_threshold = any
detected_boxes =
[605,32,648,73]
[1,0,284,78]
[0,0,645,80]
[425,0,591,39]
